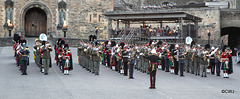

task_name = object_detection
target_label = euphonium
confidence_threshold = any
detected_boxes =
[215,50,222,62]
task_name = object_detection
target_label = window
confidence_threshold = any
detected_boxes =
[90,14,92,22]
[93,14,97,17]
[82,0,86,5]
[99,15,101,22]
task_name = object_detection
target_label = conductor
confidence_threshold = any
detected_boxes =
[144,48,161,89]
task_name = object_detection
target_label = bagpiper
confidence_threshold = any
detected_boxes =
[221,47,232,78]
[62,48,73,75]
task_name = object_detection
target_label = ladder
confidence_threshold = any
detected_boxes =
[125,28,135,44]
[116,28,126,45]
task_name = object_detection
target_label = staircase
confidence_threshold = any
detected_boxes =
[115,28,138,45]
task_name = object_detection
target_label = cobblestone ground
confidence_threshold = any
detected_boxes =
[0,38,239,99]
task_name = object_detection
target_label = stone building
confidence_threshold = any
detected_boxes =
[110,0,240,50]
[1,0,240,49]
[0,0,114,39]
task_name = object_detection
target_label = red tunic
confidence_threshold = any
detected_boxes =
[221,52,231,62]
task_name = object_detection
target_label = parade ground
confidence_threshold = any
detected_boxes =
[0,38,240,99]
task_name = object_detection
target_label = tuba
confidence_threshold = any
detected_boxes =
[39,33,47,41]
[185,36,193,45]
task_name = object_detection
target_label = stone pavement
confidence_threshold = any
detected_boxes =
[0,38,239,99]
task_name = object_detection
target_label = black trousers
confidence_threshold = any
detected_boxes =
[215,61,221,76]
[149,68,156,88]
[210,60,215,74]
[161,58,165,71]
[179,63,185,76]
[107,56,110,68]
[165,59,169,72]
[22,60,28,74]
[129,64,134,78]
[123,61,128,76]
[115,60,118,71]
[174,60,179,75]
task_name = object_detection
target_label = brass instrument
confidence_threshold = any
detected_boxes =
[191,50,195,61]
[228,49,232,54]
[214,49,222,62]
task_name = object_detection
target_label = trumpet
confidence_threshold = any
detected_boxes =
[228,49,232,54]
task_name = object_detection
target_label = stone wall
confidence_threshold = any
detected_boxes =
[0,0,113,40]
[0,0,5,37]
[221,11,240,28]
[184,8,221,44]
[0,37,13,46]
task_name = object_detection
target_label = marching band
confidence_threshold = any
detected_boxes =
[12,34,234,89]
[76,39,234,89]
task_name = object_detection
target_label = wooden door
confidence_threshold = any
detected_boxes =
[25,8,47,37]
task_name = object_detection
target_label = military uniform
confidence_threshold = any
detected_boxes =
[144,49,149,73]
[20,47,30,75]
[92,47,100,75]
[140,48,145,72]
[221,51,231,78]
[136,49,141,71]
[34,44,41,67]
[161,51,165,71]
[128,50,135,79]
[62,50,73,75]
[209,53,215,75]
[190,51,195,74]
[145,52,161,89]
[185,50,190,73]
[215,53,221,76]
[200,52,208,77]
[78,46,84,66]
[164,50,170,72]
[179,48,185,77]
[194,50,201,76]
[173,49,179,75]
[122,49,129,76]
[117,49,122,73]
[83,47,87,69]
[89,47,93,73]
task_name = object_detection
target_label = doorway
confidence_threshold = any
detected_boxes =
[24,7,47,37]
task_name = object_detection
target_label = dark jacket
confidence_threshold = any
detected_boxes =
[145,55,161,63]
[20,49,30,60]
[41,46,52,59]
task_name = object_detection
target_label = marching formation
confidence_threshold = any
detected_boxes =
[76,39,233,89]
[12,33,233,89]
[13,34,73,75]
[13,34,30,75]
[77,40,100,75]
[54,38,73,75]
[33,34,52,75]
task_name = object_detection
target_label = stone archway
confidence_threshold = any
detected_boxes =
[221,27,240,53]
[20,2,53,37]
[24,7,47,37]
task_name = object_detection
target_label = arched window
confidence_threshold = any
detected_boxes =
[187,1,198,5]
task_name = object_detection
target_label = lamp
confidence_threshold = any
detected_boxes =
[7,19,14,37]
[62,18,68,37]
[207,30,211,45]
